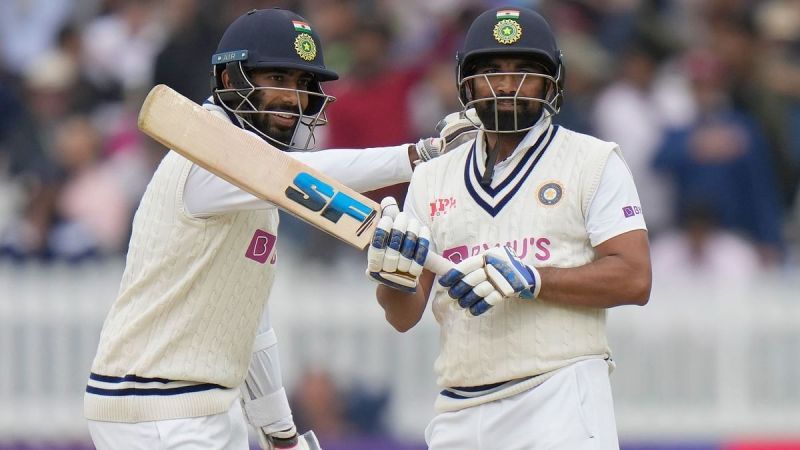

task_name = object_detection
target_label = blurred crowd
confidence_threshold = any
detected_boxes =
[0,0,798,444]
[1,0,799,276]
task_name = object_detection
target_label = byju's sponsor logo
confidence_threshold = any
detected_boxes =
[245,230,277,264]
[442,236,552,264]
[622,205,642,218]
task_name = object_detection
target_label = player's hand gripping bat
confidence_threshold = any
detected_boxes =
[137,84,453,276]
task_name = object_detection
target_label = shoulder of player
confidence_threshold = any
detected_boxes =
[554,126,618,152]
[419,139,473,172]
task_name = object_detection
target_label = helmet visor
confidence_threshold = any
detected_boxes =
[460,70,560,133]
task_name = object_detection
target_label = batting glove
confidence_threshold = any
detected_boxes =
[367,197,431,292]
[439,246,541,316]
[414,109,480,163]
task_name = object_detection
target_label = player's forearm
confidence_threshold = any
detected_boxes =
[537,255,651,308]
[376,285,427,332]
[291,145,413,192]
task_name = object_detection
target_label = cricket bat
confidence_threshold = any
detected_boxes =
[137,84,453,276]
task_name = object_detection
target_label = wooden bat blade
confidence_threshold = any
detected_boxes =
[137,85,454,275]
[137,84,378,248]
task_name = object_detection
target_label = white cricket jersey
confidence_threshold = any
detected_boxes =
[404,118,646,412]
[85,99,413,423]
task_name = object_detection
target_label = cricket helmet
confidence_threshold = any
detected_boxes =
[456,6,565,131]
[211,8,338,150]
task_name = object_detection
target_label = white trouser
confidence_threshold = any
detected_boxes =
[88,400,249,450]
[425,358,619,450]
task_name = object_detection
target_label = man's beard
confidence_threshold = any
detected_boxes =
[474,99,541,132]
[241,109,299,148]
[256,113,298,146]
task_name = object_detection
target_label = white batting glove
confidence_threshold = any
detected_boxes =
[367,197,431,292]
[414,109,480,163]
[438,246,541,316]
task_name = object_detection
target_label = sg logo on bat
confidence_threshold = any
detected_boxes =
[285,172,377,236]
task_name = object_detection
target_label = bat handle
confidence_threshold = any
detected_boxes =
[424,251,455,276]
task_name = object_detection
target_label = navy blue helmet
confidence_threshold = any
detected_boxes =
[457,7,565,132]
[211,8,338,150]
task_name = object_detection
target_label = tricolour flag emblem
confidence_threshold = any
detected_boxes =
[496,10,520,20]
[293,20,312,33]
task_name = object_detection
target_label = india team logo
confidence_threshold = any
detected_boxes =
[294,33,316,61]
[537,181,563,206]
[493,19,522,45]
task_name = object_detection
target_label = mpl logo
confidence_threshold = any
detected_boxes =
[429,197,457,218]
[245,229,277,264]
[285,172,377,236]
[622,205,643,218]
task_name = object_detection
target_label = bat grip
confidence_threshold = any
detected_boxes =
[424,252,455,276]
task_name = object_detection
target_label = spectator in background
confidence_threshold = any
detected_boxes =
[290,368,391,443]
[705,11,799,211]
[0,51,74,259]
[49,115,131,258]
[291,370,351,441]
[555,32,612,135]
[152,0,224,103]
[1,113,133,261]
[407,3,486,137]
[654,50,785,266]
[592,35,691,237]
[81,0,167,95]
[650,202,762,287]
[326,18,420,150]
[302,0,359,75]
[0,0,73,77]
[755,0,800,211]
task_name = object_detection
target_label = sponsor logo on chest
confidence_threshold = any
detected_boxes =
[429,197,457,218]
[245,229,277,264]
[442,236,552,264]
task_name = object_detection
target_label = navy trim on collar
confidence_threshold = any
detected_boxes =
[464,126,559,217]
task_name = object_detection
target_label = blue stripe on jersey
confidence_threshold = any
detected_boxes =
[449,381,507,392]
[464,126,559,217]
[440,376,535,400]
[440,389,472,399]
[89,372,174,384]
[86,372,226,397]
[86,383,224,397]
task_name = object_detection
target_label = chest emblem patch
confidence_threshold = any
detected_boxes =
[537,182,563,206]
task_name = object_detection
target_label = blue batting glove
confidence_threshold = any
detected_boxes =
[366,197,430,292]
[438,246,541,316]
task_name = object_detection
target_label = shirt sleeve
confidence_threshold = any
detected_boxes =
[184,145,413,218]
[291,145,413,193]
[586,151,648,247]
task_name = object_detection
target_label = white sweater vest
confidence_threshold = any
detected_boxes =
[85,151,278,422]
[407,125,618,412]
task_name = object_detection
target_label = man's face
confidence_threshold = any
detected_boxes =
[248,69,313,145]
[468,57,548,132]
[222,68,314,145]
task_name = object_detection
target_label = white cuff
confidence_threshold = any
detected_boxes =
[252,328,278,352]
[241,387,292,428]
